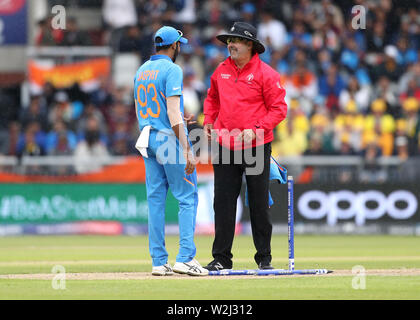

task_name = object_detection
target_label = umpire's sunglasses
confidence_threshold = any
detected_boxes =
[226,36,246,44]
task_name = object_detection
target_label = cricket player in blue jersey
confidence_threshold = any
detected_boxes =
[134,26,208,276]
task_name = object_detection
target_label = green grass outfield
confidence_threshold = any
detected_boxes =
[0,235,419,300]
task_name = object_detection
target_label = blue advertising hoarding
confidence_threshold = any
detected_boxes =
[0,0,27,45]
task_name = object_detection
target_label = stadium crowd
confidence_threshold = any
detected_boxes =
[0,0,419,174]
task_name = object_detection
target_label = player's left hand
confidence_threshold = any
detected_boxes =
[236,129,256,144]
[184,150,197,175]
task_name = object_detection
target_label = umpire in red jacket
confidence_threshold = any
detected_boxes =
[203,22,288,271]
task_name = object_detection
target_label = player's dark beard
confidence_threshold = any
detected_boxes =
[172,42,180,63]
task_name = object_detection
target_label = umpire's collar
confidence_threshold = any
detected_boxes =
[150,54,173,62]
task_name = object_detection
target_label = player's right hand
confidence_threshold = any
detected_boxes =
[203,123,214,141]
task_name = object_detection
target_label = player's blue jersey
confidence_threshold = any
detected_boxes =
[134,55,185,134]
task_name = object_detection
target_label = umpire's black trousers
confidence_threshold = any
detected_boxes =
[211,142,272,266]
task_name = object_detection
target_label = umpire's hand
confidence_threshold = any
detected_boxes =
[236,129,256,144]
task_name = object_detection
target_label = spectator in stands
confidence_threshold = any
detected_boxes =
[35,17,64,46]
[336,132,358,183]
[338,132,357,156]
[339,76,371,114]
[318,63,346,115]
[0,129,9,156]
[198,0,230,27]
[102,0,138,50]
[16,122,46,158]
[273,118,308,158]
[372,45,405,83]
[61,17,92,46]
[0,91,15,155]
[89,77,115,109]
[74,116,110,174]
[310,23,325,53]
[359,131,387,184]
[174,0,197,25]
[6,122,20,156]
[340,37,361,73]
[394,37,418,67]
[372,75,400,117]
[16,122,47,175]
[363,99,395,157]
[273,100,309,157]
[143,0,169,21]
[319,19,341,53]
[240,2,258,27]
[178,43,206,83]
[76,102,108,137]
[277,119,307,158]
[333,100,364,154]
[113,86,133,107]
[257,9,288,52]
[315,49,332,76]
[49,91,83,131]
[406,78,420,102]
[393,119,410,160]
[270,49,290,75]
[42,82,57,109]
[295,0,316,28]
[393,117,417,180]
[366,21,389,53]
[182,68,202,118]
[312,0,344,32]
[203,26,229,86]
[308,108,334,151]
[400,8,420,49]
[285,62,318,116]
[203,25,229,60]
[181,23,205,60]
[293,49,316,74]
[118,25,143,53]
[307,110,334,155]
[45,120,77,155]
[109,122,134,156]
[342,18,366,53]
[401,97,420,155]
[68,83,90,106]
[134,17,161,62]
[103,0,137,30]
[19,96,49,132]
[304,133,324,156]
[398,62,420,98]
[285,22,312,60]
[104,101,135,138]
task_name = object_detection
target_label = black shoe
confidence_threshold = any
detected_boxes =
[204,260,232,271]
[258,261,274,270]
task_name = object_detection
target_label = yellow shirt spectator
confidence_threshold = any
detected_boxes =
[364,114,395,134]
[272,128,308,157]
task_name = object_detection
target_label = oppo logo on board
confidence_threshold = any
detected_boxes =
[297,190,418,226]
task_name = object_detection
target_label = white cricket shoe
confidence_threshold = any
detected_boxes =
[152,263,174,276]
[173,259,209,276]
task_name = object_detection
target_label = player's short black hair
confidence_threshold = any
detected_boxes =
[155,36,173,52]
